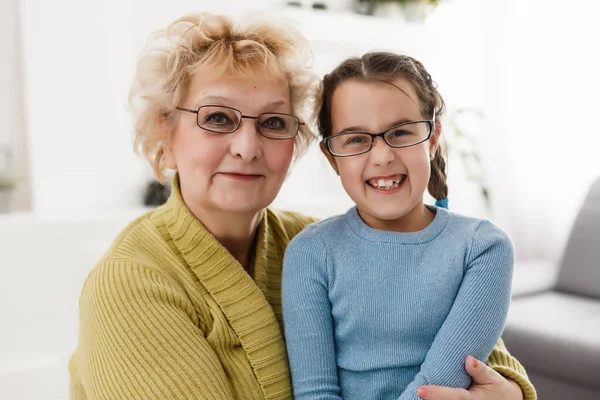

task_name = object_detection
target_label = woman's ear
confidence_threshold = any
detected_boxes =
[159,114,177,170]
[429,120,442,160]
[320,141,339,176]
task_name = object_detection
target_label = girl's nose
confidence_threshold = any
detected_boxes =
[369,137,394,166]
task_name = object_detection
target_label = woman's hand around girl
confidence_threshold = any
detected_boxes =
[417,356,523,400]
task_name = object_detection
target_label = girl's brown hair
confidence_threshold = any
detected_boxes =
[316,52,448,201]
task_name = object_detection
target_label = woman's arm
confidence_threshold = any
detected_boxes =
[71,261,236,400]
[417,355,530,399]
[282,229,342,400]
[484,338,536,399]
[398,221,514,400]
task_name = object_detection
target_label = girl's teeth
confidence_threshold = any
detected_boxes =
[370,177,403,189]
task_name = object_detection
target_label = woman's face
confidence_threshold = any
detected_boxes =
[164,72,295,217]
[323,78,439,231]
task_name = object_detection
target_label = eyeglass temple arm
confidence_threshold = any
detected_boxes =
[175,107,198,114]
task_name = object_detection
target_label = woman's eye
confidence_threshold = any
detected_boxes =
[205,112,233,125]
[262,117,286,130]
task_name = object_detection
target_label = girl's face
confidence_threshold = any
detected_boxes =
[164,71,295,218]
[322,79,440,231]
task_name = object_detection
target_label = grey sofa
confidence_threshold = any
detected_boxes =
[503,176,600,399]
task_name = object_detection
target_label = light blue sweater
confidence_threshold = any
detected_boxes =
[282,206,514,400]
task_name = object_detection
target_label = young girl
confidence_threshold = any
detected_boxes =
[282,52,515,400]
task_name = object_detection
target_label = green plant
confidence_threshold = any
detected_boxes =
[443,107,492,211]
[0,148,16,191]
[0,176,16,191]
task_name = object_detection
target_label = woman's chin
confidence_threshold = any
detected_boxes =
[214,195,273,215]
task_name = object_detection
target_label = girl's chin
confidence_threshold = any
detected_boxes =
[357,201,422,224]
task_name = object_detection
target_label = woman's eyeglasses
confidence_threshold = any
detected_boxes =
[176,105,304,140]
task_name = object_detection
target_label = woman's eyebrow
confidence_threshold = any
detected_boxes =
[194,95,230,106]
[263,100,288,109]
[193,96,288,110]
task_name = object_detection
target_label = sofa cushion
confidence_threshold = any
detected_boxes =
[556,176,600,298]
[502,291,600,389]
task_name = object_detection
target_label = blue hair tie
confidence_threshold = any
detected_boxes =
[435,198,449,209]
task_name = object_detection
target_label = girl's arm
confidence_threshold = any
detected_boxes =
[282,229,342,400]
[399,221,514,400]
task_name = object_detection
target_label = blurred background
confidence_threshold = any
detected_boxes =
[1,0,599,399]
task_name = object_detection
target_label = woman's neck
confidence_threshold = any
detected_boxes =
[187,202,264,275]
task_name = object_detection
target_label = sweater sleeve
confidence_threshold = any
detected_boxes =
[398,221,515,400]
[72,260,236,400]
[282,229,342,400]
[487,338,538,400]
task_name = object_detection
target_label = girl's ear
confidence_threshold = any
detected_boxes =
[429,120,442,160]
[159,114,177,170]
[320,141,339,175]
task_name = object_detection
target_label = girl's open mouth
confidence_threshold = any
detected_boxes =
[366,174,407,191]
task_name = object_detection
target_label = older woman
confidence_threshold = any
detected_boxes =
[69,12,535,400]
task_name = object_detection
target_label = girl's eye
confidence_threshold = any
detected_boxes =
[392,129,410,137]
[205,112,233,125]
[345,135,368,145]
[262,116,286,130]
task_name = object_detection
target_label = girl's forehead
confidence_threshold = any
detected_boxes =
[330,79,423,133]
[333,80,421,114]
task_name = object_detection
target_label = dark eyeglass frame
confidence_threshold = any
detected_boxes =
[175,105,304,140]
[322,111,436,157]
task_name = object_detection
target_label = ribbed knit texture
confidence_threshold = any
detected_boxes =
[282,206,536,400]
[69,176,317,400]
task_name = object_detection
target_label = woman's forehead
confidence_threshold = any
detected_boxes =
[186,70,291,111]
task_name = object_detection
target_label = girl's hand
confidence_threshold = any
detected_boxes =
[416,356,524,400]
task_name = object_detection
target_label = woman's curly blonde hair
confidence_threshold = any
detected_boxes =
[130,12,320,182]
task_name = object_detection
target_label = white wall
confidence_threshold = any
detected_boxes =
[20,0,143,214]
[0,0,30,212]
[16,0,600,261]
[480,0,600,261]
[18,0,439,215]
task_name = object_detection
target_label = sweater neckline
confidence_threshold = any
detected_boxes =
[159,174,291,399]
[346,205,449,244]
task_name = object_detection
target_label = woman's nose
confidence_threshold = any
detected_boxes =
[369,137,394,165]
[229,120,263,162]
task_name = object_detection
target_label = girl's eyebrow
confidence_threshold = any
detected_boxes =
[337,118,415,134]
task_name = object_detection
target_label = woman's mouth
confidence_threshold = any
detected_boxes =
[366,175,407,191]
[219,172,264,182]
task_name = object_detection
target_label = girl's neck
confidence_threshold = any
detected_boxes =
[359,202,435,233]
